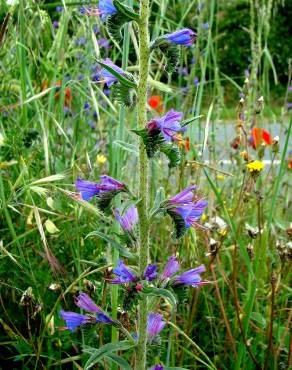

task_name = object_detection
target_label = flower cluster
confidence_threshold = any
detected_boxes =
[60,293,114,332]
[246,160,265,173]
[162,185,208,238]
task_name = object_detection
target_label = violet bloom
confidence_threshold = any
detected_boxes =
[99,0,117,18]
[60,293,114,332]
[98,38,111,49]
[175,265,206,287]
[167,185,196,205]
[171,200,208,229]
[75,175,125,201]
[111,259,137,284]
[147,312,166,342]
[160,255,180,280]
[150,366,164,370]
[99,58,124,87]
[53,20,59,29]
[144,264,158,281]
[148,109,184,141]
[115,206,138,232]
[60,310,90,332]
[165,28,196,46]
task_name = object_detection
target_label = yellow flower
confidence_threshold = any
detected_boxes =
[217,175,225,181]
[96,154,107,164]
[202,213,207,222]
[246,160,264,173]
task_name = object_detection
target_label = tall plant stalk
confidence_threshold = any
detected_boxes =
[136,0,150,368]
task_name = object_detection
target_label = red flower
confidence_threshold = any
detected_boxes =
[148,95,164,113]
[55,81,72,108]
[289,159,292,170]
[249,128,272,149]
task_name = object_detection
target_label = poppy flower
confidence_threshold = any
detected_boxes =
[148,95,164,113]
[249,127,272,149]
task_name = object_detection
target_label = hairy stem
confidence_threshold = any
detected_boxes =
[136,0,150,368]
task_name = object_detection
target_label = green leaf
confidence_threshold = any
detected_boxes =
[151,38,181,73]
[97,60,137,88]
[83,340,134,370]
[86,230,135,259]
[142,286,177,308]
[113,0,139,20]
[132,128,164,158]
[114,140,138,156]
[111,83,136,107]
[105,353,133,370]
[106,13,127,44]
[167,210,188,239]
[159,143,181,168]
[150,186,165,217]
[181,115,204,127]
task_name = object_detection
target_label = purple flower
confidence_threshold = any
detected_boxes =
[99,175,125,191]
[144,264,158,281]
[147,312,165,341]
[150,366,164,370]
[165,28,197,46]
[53,20,59,29]
[59,310,90,332]
[175,265,206,287]
[111,259,137,284]
[115,206,138,231]
[287,103,292,110]
[167,185,196,205]
[99,58,124,87]
[288,86,292,92]
[147,109,184,141]
[194,76,199,86]
[160,255,180,280]
[74,293,101,313]
[202,22,209,30]
[75,175,125,201]
[99,0,117,18]
[171,200,208,229]
[92,73,100,82]
[75,177,101,200]
[84,102,90,110]
[178,66,188,76]
[56,6,63,13]
[98,38,111,49]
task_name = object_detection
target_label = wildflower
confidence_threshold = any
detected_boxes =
[53,20,59,29]
[169,201,208,229]
[167,185,196,205]
[246,160,265,173]
[194,76,199,86]
[75,175,125,201]
[99,58,125,87]
[60,293,114,332]
[111,259,137,284]
[84,102,90,110]
[217,175,225,180]
[160,255,180,280]
[148,95,164,113]
[175,134,190,151]
[56,6,63,13]
[175,265,206,287]
[150,365,164,370]
[147,109,184,141]
[147,312,166,342]
[144,264,158,282]
[96,154,107,164]
[99,0,117,18]
[55,81,72,108]
[289,159,292,170]
[249,127,272,149]
[115,206,138,232]
[98,38,111,49]
[202,22,209,30]
[165,28,197,46]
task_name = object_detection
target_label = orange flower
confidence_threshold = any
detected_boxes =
[175,134,190,151]
[289,159,292,170]
[55,81,72,108]
[148,95,164,113]
[249,127,272,149]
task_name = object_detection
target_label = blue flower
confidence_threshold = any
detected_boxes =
[167,185,196,205]
[170,200,208,229]
[75,175,125,201]
[99,0,117,18]
[150,365,164,370]
[53,20,59,29]
[175,265,206,287]
[99,58,125,87]
[165,28,197,46]
[147,109,185,141]
[160,255,180,280]
[111,260,137,284]
[144,264,158,281]
[59,310,90,332]
[147,312,165,342]
[74,293,101,313]
[115,206,138,231]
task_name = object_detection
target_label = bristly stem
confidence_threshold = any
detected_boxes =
[136,0,150,368]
